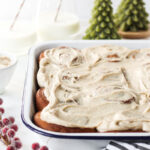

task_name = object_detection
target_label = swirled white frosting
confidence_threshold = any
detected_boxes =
[37,45,150,132]
[0,56,11,69]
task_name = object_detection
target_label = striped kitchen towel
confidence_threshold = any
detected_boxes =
[103,141,150,150]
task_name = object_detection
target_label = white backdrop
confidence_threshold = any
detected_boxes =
[75,0,150,21]
[0,0,149,21]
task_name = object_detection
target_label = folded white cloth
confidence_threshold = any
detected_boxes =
[103,141,150,150]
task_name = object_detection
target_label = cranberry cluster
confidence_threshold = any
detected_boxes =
[32,143,49,150]
[0,98,22,150]
[0,98,49,150]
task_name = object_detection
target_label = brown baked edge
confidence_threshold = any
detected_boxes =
[39,51,45,62]
[36,88,49,111]
[34,112,97,133]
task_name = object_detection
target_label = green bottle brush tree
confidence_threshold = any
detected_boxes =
[115,0,149,32]
[114,0,126,29]
[83,0,120,39]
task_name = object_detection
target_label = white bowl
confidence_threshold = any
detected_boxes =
[0,51,17,93]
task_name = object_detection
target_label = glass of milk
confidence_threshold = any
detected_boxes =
[36,0,81,41]
[0,0,37,55]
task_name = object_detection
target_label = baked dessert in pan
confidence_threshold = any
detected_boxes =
[34,45,150,133]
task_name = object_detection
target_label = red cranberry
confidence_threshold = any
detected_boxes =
[6,145,15,150]
[0,107,4,114]
[7,129,15,138]
[14,137,20,141]
[2,127,9,135]
[40,146,49,150]
[32,143,40,150]
[3,118,10,125]
[0,98,3,105]
[10,124,18,132]
[15,141,22,148]
[8,117,15,124]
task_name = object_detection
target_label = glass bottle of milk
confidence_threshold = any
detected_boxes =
[0,0,37,55]
[36,0,80,41]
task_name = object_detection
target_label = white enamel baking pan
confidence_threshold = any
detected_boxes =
[21,40,150,150]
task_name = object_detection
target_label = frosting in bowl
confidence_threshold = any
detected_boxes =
[37,45,150,132]
[0,56,11,69]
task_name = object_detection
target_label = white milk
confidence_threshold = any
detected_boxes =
[0,21,37,55]
[36,12,80,40]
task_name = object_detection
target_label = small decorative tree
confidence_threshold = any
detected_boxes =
[83,0,120,39]
[114,0,126,29]
[116,0,149,32]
